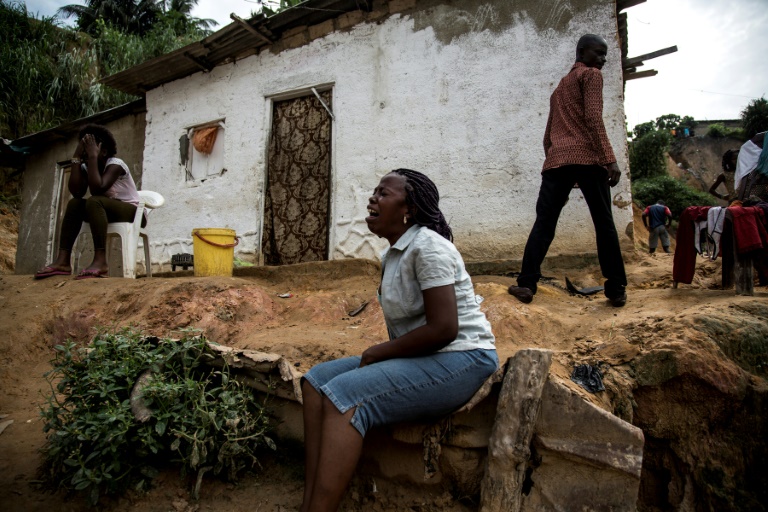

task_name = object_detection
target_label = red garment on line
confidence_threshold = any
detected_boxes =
[729,206,768,253]
[673,206,711,284]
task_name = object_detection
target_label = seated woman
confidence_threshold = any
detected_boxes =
[34,124,144,280]
[300,169,498,512]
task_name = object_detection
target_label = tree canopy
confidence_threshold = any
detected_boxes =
[57,0,217,36]
[741,97,768,139]
[0,0,208,139]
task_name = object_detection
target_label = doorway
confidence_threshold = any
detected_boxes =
[262,90,333,265]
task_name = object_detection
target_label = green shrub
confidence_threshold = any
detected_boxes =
[742,97,768,139]
[40,328,274,505]
[632,175,716,217]
[707,123,728,138]
[629,130,672,180]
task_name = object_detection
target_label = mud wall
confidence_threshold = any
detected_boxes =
[141,0,632,270]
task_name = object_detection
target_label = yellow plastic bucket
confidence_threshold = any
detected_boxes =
[192,228,239,277]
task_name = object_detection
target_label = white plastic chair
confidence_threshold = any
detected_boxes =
[74,190,165,278]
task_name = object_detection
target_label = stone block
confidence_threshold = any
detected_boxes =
[360,429,443,485]
[282,32,308,50]
[283,25,307,37]
[439,446,486,496]
[337,10,365,30]
[444,392,497,448]
[520,378,644,511]
[388,0,417,14]
[308,19,335,41]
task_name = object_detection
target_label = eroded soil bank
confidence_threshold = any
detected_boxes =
[1,252,766,511]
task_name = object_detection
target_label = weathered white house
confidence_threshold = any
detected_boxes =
[16,0,635,274]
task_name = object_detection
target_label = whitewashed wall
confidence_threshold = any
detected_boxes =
[142,0,631,269]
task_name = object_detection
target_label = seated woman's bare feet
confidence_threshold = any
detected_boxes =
[34,264,72,279]
[75,267,109,279]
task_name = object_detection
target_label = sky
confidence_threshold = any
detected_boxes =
[21,0,768,132]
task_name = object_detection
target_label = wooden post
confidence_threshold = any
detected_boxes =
[722,218,735,290]
[733,227,755,296]
[724,213,754,295]
[479,349,552,512]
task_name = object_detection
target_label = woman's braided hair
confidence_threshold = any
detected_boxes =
[390,168,453,242]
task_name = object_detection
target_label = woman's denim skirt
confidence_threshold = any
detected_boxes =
[303,349,498,437]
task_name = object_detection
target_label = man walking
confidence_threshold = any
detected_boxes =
[508,34,628,307]
[642,200,672,254]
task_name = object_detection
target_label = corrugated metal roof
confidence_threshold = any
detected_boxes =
[12,98,147,158]
[101,0,372,96]
[11,98,146,152]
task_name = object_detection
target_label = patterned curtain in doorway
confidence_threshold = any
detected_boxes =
[262,91,332,265]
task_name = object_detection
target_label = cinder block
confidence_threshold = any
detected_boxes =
[389,0,417,14]
[309,19,335,40]
[337,10,365,30]
[283,25,307,37]
[283,32,308,50]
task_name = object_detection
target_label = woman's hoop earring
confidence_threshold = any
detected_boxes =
[403,215,408,225]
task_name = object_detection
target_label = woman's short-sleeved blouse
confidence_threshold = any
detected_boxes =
[379,225,495,352]
[80,157,141,207]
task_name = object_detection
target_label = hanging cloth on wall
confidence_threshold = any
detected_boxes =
[192,126,218,154]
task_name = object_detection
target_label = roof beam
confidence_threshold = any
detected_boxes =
[230,14,274,45]
[183,52,214,72]
[623,45,678,68]
[617,0,646,11]
[624,69,658,81]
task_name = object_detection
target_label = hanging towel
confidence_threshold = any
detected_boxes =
[707,207,726,260]
[734,139,761,191]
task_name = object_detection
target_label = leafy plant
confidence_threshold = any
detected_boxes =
[707,123,728,138]
[655,113,682,132]
[629,130,672,180]
[632,175,716,218]
[741,97,768,139]
[0,0,209,140]
[632,121,655,140]
[40,328,274,505]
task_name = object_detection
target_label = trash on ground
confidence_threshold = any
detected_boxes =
[277,293,293,298]
[565,277,604,296]
[348,300,369,317]
[570,364,605,393]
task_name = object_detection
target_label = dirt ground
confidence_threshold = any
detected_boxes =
[0,207,764,512]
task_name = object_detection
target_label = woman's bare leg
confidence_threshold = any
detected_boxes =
[83,249,109,274]
[43,249,73,272]
[300,381,323,512]
[306,397,363,512]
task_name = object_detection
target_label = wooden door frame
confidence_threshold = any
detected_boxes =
[259,84,335,265]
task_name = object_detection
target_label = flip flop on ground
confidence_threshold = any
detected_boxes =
[75,269,108,280]
[34,266,71,279]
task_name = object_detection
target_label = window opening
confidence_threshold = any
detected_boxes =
[183,120,226,182]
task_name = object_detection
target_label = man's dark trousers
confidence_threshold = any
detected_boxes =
[517,164,627,298]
